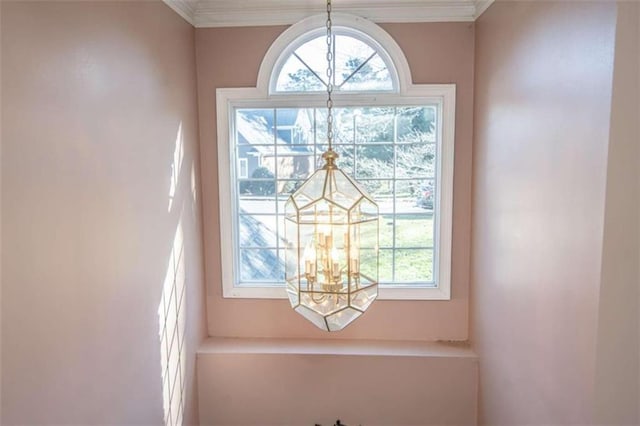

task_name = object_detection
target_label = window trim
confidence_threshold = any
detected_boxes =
[216,13,455,301]
[217,84,455,301]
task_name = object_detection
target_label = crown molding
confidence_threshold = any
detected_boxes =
[474,0,495,19]
[163,0,197,26]
[164,0,495,28]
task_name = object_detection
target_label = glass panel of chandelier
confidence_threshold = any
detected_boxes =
[236,106,437,286]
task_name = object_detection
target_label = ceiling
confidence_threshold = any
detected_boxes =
[163,0,495,28]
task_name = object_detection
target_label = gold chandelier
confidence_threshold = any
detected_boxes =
[284,0,380,332]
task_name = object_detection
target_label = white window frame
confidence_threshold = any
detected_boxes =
[217,14,455,301]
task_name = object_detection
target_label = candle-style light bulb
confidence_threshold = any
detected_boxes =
[317,222,331,253]
[331,246,340,279]
[349,244,359,274]
[318,223,330,240]
[304,241,316,278]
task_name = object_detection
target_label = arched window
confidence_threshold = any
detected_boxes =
[217,14,455,300]
[272,29,396,93]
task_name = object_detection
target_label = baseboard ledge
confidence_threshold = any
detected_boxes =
[198,336,476,358]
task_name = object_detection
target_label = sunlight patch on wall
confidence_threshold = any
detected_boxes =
[158,219,187,426]
[168,123,184,212]
[190,164,197,205]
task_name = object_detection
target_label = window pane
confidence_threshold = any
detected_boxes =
[236,109,274,146]
[240,248,284,282]
[274,154,314,181]
[335,34,376,87]
[356,107,395,143]
[292,37,330,86]
[277,182,306,203]
[237,159,248,179]
[340,54,392,91]
[355,145,393,179]
[396,106,437,142]
[275,54,325,92]
[238,193,276,215]
[395,144,436,179]
[395,179,434,213]
[379,215,393,248]
[239,214,279,248]
[394,214,434,248]
[360,248,392,283]
[375,193,394,215]
[359,179,393,202]
[275,108,314,145]
[333,145,354,175]
[239,176,276,197]
[374,249,393,283]
[277,249,286,282]
[394,249,434,284]
[331,107,359,144]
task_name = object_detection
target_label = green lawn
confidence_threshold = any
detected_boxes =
[360,214,434,284]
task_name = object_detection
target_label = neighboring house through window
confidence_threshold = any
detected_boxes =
[238,158,249,179]
[217,14,455,300]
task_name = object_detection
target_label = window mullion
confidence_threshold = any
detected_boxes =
[273,108,281,278]
[392,107,398,283]
[338,52,377,89]
[353,112,358,178]
[293,52,327,87]
[233,110,242,287]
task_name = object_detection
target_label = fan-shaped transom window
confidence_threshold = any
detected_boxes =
[272,29,397,93]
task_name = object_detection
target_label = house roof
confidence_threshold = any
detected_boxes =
[245,108,307,129]
[236,111,313,156]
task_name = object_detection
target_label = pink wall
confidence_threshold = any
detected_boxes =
[594,2,640,423]
[1,2,205,424]
[195,22,474,341]
[471,1,617,424]
[197,338,478,425]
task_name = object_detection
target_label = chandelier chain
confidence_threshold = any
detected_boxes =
[326,0,334,151]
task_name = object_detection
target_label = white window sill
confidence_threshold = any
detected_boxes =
[223,284,451,300]
[198,336,476,358]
